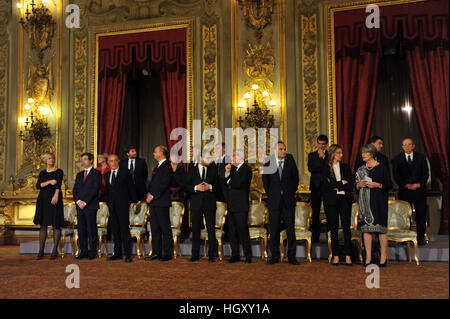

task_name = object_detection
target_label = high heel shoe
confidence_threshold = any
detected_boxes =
[36,253,44,260]
[50,253,58,260]
[345,256,353,266]
[363,260,372,267]
[331,257,340,266]
[379,259,388,267]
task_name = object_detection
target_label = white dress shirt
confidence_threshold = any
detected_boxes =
[332,163,345,195]
[158,158,167,168]
[194,164,213,192]
[405,152,414,162]
[128,158,136,170]
[225,162,244,183]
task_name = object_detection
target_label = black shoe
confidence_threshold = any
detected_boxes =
[75,254,88,260]
[50,253,58,260]
[312,236,320,243]
[363,260,372,267]
[228,256,240,263]
[379,259,388,267]
[107,255,122,261]
[418,239,427,246]
[125,256,132,263]
[288,258,299,265]
[36,253,44,260]
[244,257,252,264]
[208,257,216,263]
[267,258,279,265]
[88,255,97,260]
[144,255,160,261]
[160,256,172,262]
[190,256,200,262]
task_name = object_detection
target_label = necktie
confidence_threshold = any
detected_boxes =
[202,166,206,181]
[83,170,88,182]
[130,160,135,182]
[112,171,117,185]
[278,161,283,179]
[407,155,412,164]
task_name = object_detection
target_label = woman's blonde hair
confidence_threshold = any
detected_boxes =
[41,153,55,165]
[98,152,109,161]
[328,144,343,179]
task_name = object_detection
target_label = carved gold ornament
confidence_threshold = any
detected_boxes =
[243,40,275,91]
[26,58,53,105]
[238,0,274,31]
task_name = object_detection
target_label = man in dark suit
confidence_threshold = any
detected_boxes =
[104,154,138,263]
[185,150,219,262]
[307,134,328,242]
[73,152,102,260]
[214,142,231,203]
[224,149,253,264]
[392,138,429,245]
[354,136,390,173]
[144,145,174,261]
[263,141,300,265]
[120,145,148,201]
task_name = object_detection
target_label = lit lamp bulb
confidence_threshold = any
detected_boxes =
[262,91,269,97]
[28,98,35,104]
[237,102,244,108]
[16,2,23,9]
[244,93,251,100]
[269,100,277,107]
[42,108,49,116]
[42,0,48,4]
[251,84,259,90]
[24,104,30,110]
[38,106,45,113]
[18,117,25,124]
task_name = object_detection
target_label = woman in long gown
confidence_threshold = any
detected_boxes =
[33,153,65,259]
[355,144,393,267]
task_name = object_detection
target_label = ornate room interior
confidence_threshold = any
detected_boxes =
[0,0,447,247]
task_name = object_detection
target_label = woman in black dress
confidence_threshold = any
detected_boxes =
[355,144,393,267]
[34,153,65,259]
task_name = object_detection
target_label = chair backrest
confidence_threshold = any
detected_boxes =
[248,200,267,226]
[169,201,184,229]
[295,202,312,230]
[129,201,149,227]
[350,202,359,230]
[63,204,77,225]
[96,202,109,228]
[249,189,262,202]
[388,200,412,230]
[215,201,228,229]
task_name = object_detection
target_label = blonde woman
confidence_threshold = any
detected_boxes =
[33,153,65,260]
[96,152,110,201]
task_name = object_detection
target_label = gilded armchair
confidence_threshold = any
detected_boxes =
[387,200,419,265]
[47,203,76,258]
[200,201,228,260]
[247,200,268,260]
[280,202,312,262]
[129,201,149,258]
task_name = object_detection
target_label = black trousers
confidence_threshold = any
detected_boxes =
[149,205,174,257]
[269,199,296,260]
[399,190,427,240]
[191,207,217,257]
[109,206,132,257]
[77,208,98,258]
[228,211,252,258]
[324,195,351,257]
[310,186,324,240]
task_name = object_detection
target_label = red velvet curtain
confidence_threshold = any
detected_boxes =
[334,0,449,233]
[98,72,127,155]
[97,28,186,155]
[161,71,186,151]
[406,46,449,234]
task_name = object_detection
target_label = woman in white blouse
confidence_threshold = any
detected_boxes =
[322,144,355,266]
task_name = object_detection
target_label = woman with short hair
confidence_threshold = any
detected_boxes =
[33,153,65,259]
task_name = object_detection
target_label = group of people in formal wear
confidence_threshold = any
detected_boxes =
[33,134,429,267]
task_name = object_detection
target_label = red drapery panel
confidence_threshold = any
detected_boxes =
[98,72,127,156]
[334,0,449,233]
[97,28,187,155]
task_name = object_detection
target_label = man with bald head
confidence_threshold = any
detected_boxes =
[104,154,138,262]
[145,145,174,261]
[392,138,429,245]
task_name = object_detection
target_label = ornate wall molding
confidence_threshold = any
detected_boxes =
[299,4,319,175]
[201,0,219,130]
[0,0,10,185]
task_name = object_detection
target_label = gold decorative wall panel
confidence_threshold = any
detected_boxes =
[0,0,8,184]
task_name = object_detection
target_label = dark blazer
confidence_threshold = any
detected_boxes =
[147,159,173,207]
[355,152,390,175]
[73,168,102,211]
[322,162,355,205]
[120,157,148,197]
[104,168,138,213]
[185,164,218,212]
[224,162,252,212]
[307,150,328,189]
[392,152,429,194]
[215,155,231,202]
[262,154,299,210]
